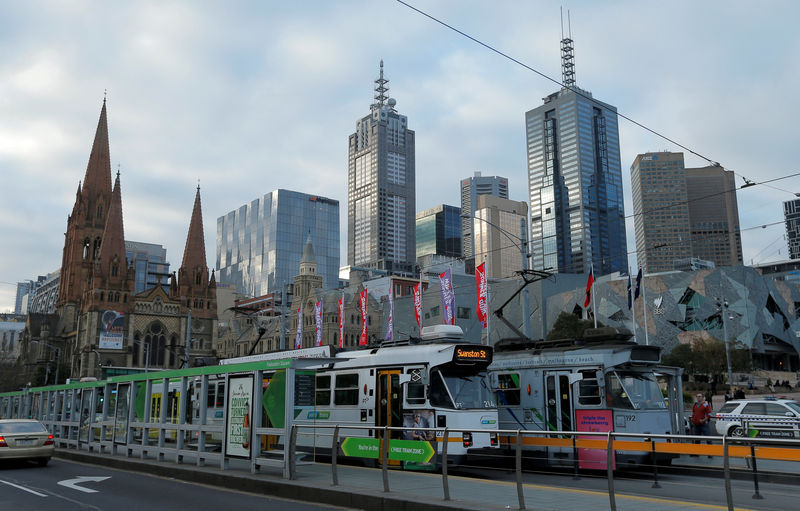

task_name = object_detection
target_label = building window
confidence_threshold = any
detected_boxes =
[457,307,471,319]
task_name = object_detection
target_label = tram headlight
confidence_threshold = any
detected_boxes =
[462,432,473,448]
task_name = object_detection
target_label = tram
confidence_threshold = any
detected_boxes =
[488,327,684,467]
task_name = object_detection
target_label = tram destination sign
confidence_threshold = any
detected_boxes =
[453,345,492,364]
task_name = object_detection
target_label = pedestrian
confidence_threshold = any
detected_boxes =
[711,379,717,396]
[733,388,745,400]
[691,392,713,457]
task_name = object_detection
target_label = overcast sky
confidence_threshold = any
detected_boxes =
[1,0,799,312]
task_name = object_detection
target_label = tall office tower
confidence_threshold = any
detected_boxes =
[347,61,416,276]
[15,280,35,314]
[217,189,340,297]
[685,164,743,267]
[124,241,171,294]
[631,152,692,272]
[460,171,508,259]
[415,205,462,260]
[784,199,800,260]
[525,36,627,276]
[473,195,528,279]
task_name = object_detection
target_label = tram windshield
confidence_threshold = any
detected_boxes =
[605,370,667,410]
[429,364,495,410]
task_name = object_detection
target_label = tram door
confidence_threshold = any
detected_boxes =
[545,371,575,462]
[376,369,402,466]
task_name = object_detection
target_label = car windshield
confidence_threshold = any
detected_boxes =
[0,421,48,434]
[716,403,739,414]
[784,402,800,415]
[605,371,667,410]
[429,365,495,410]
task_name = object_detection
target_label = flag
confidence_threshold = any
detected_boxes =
[476,262,488,328]
[337,294,344,349]
[413,282,422,329]
[359,289,368,346]
[439,269,455,325]
[314,300,323,347]
[295,306,303,349]
[385,291,393,341]
[627,273,632,310]
[584,266,595,308]
[634,267,643,299]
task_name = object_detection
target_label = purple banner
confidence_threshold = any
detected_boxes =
[385,292,393,341]
[439,269,455,325]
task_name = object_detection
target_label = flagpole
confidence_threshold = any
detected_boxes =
[591,264,597,328]
[641,271,650,346]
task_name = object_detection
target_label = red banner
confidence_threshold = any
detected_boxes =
[359,289,368,346]
[413,282,422,329]
[476,262,488,328]
[337,295,344,348]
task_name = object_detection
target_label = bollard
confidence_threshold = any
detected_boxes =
[572,435,580,480]
[750,444,763,499]
[723,436,733,511]
[607,431,616,511]
[441,427,450,501]
[651,439,661,488]
[331,425,339,486]
[381,425,390,493]
[516,429,525,510]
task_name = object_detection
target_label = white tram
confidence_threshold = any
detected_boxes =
[488,327,684,466]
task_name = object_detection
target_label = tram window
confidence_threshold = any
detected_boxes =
[406,369,425,405]
[316,375,331,406]
[334,373,359,406]
[496,373,520,406]
[578,370,601,405]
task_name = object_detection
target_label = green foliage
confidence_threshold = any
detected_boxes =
[662,339,752,381]
[545,312,601,341]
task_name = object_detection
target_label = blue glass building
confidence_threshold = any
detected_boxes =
[216,189,340,296]
[525,37,627,276]
[415,204,462,260]
[125,241,170,295]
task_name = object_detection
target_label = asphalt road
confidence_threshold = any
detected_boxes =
[0,458,353,511]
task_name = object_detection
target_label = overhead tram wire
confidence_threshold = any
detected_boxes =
[396,0,796,192]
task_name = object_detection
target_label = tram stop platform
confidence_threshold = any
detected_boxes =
[52,447,781,511]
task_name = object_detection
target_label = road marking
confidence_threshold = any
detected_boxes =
[57,476,110,494]
[0,479,48,497]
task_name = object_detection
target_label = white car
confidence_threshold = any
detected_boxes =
[714,398,800,438]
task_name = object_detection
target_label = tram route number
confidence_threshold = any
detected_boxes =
[619,415,636,422]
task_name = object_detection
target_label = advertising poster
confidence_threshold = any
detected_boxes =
[576,409,615,470]
[402,409,436,470]
[113,383,130,444]
[225,375,254,458]
[99,310,125,349]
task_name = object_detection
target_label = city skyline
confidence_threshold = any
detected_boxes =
[1,1,799,311]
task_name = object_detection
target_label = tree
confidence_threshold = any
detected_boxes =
[545,312,600,341]
[662,339,752,381]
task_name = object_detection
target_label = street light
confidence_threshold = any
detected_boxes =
[461,212,532,340]
[715,297,734,388]
[32,340,61,386]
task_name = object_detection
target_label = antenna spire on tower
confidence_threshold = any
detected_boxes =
[374,59,389,106]
[560,9,575,88]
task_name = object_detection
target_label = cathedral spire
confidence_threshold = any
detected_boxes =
[82,98,113,200]
[181,184,207,272]
[97,171,127,274]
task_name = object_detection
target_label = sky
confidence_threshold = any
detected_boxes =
[1,0,799,312]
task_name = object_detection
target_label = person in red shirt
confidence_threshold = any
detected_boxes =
[691,393,712,456]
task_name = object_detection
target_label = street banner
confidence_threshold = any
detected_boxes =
[385,291,393,341]
[295,306,303,349]
[413,283,422,329]
[359,289,368,346]
[225,375,253,458]
[476,262,488,328]
[314,300,323,347]
[439,269,455,325]
[99,310,124,349]
[338,294,344,348]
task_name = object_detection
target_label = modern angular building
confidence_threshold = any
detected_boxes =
[685,164,743,267]
[460,172,508,259]
[216,189,340,296]
[125,241,171,295]
[631,152,692,272]
[347,61,416,276]
[525,36,627,276]
[473,195,528,279]
[415,204,462,260]
[784,198,800,260]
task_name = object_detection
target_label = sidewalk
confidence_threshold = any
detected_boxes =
[55,448,746,511]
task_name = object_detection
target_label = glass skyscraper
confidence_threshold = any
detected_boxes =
[348,61,416,275]
[216,189,340,296]
[525,37,627,276]
[415,204,462,260]
[125,241,171,295]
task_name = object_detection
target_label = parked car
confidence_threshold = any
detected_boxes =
[714,398,800,438]
[0,419,55,466]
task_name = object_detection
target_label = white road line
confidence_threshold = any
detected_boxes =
[0,478,48,497]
